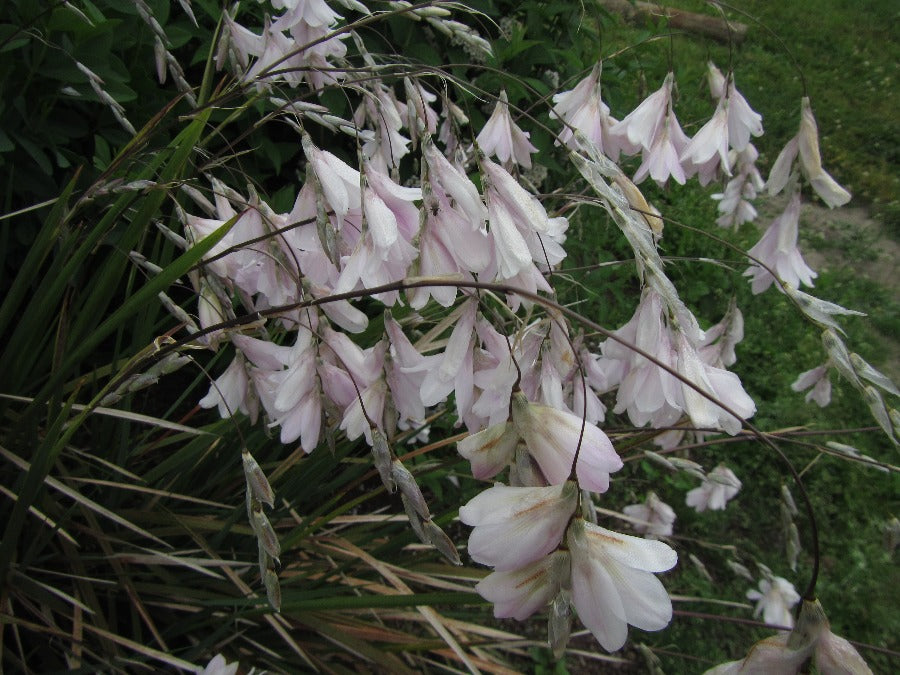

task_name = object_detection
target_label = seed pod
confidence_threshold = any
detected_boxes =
[371,429,395,492]
[727,560,754,581]
[264,567,281,612]
[243,450,275,509]
[668,457,706,481]
[689,553,713,582]
[251,503,281,559]
[850,353,900,396]
[424,520,461,565]
[863,385,894,440]
[392,460,429,520]
[643,450,676,472]
[787,522,801,571]
[781,484,798,516]
[400,494,428,544]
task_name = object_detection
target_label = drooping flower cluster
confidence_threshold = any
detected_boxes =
[460,482,678,652]
[138,0,895,664]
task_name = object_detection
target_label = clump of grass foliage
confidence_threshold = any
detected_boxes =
[0,0,896,672]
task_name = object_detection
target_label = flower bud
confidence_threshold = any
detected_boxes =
[371,429,395,492]
[424,520,461,565]
[401,493,428,544]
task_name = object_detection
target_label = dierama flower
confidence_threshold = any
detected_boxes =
[551,61,621,158]
[610,72,675,155]
[686,464,741,512]
[622,492,676,538]
[458,391,623,493]
[744,190,817,294]
[791,364,832,407]
[458,482,578,571]
[567,518,677,652]
[476,550,570,620]
[767,97,851,208]
[476,90,538,168]
[747,576,801,628]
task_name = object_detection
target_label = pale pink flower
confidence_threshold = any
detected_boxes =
[698,298,744,368]
[476,90,538,168]
[482,159,567,280]
[610,72,675,155]
[567,518,677,652]
[199,356,256,421]
[744,190,817,294]
[423,137,487,229]
[815,627,873,674]
[551,62,621,158]
[354,83,410,169]
[681,101,732,183]
[713,144,765,228]
[797,97,851,208]
[415,300,477,411]
[200,653,239,675]
[242,21,307,89]
[724,77,764,152]
[458,391,622,493]
[404,77,439,137]
[604,290,684,429]
[271,0,342,30]
[675,331,756,436]
[686,464,741,512]
[458,482,578,571]
[282,19,348,90]
[340,378,387,443]
[622,492,676,538]
[384,314,427,426]
[510,392,623,493]
[747,576,801,628]
[476,550,570,620]
[633,108,691,186]
[248,329,326,449]
[457,422,520,480]
[767,97,851,208]
[302,135,362,220]
[791,365,832,407]
[470,319,532,427]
